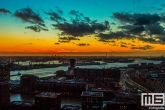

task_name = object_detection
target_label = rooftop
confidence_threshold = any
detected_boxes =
[81,91,103,97]
[10,101,34,106]
[62,105,82,110]
[35,92,61,98]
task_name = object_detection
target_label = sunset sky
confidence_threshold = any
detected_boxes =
[1,0,165,56]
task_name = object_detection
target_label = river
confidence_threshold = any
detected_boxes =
[10,59,161,80]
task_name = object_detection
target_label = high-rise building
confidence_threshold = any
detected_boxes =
[69,59,76,69]
[20,74,38,94]
[106,101,137,110]
[35,92,61,110]
[0,64,11,107]
[74,68,120,82]
[81,91,103,110]
[0,65,11,82]
[0,82,10,105]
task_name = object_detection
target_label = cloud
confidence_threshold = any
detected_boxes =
[111,12,165,45]
[25,25,48,32]
[113,12,135,23]
[145,23,165,35]
[69,10,84,17]
[55,6,63,14]
[77,43,90,46]
[139,37,158,43]
[134,14,160,25]
[131,45,154,50]
[97,31,134,41]
[118,25,144,34]
[58,36,80,43]
[111,22,116,25]
[55,42,60,45]
[14,7,48,32]
[58,40,70,43]
[14,7,43,24]
[120,44,127,47]
[45,10,65,22]
[0,8,11,14]
[52,10,109,37]
[113,12,161,25]
[53,21,109,37]
[161,13,165,23]
[98,39,110,42]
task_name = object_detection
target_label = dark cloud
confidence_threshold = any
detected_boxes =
[111,12,165,45]
[119,25,144,34]
[130,25,145,34]
[55,42,60,45]
[0,8,11,14]
[14,7,48,32]
[58,36,80,43]
[98,39,110,42]
[55,6,63,14]
[53,21,109,37]
[145,23,165,35]
[113,12,135,23]
[161,14,165,23]
[58,40,70,43]
[139,37,157,43]
[25,25,48,32]
[69,10,84,17]
[120,44,127,47]
[134,14,160,25]
[131,45,154,50]
[77,43,90,46]
[45,10,65,22]
[14,7,44,24]
[111,22,116,25]
[97,31,133,40]
[51,10,109,37]
[120,42,127,45]
[113,12,161,25]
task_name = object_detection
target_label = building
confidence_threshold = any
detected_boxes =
[74,68,120,82]
[0,82,10,105]
[61,105,82,110]
[0,64,11,107]
[35,92,61,110]
[10,101,35,110]
[81,91,104,110]
[20,74,38,94]
[91,88,115,100]
[106,101,137,110]
[0,65,11,82]
[35,79,87,97]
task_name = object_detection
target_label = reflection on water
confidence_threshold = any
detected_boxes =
[10,93,35,102]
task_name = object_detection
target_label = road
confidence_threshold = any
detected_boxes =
[120,73,151,93]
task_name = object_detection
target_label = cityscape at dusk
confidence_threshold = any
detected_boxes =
[1,0,165,110]
[1,0,165,56]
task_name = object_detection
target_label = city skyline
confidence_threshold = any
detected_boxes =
[1,0,165,56]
